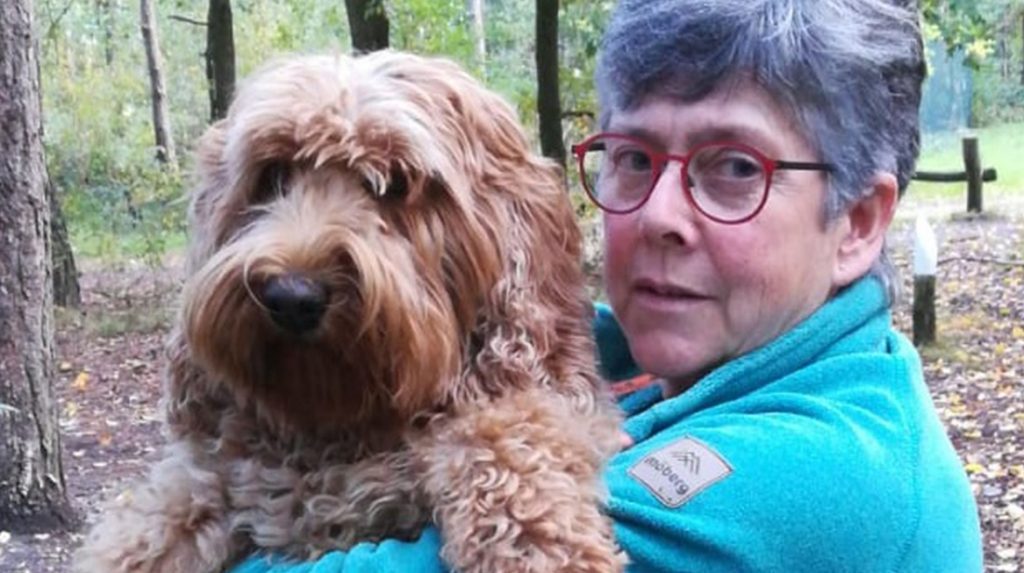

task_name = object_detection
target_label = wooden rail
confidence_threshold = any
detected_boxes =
[911,136,997,213]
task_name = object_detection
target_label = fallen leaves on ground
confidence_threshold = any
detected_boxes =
[890,211,1024,572]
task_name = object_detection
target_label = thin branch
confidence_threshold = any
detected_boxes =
[44,0,76,40]
[938,256,1024,267]
[169,14,208,27]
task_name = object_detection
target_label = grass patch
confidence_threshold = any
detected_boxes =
[72,228,187,264]
[55,305,173,339]
[910,122,1024,200]
[89,309,172,338]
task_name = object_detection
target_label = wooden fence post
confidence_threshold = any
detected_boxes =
[913,216,938,346]
[963,136,983,213]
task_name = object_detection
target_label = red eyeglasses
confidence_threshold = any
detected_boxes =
[571,133,834,224]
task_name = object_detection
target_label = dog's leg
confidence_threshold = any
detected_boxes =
[74,442,235,573]
[419,388,627,573]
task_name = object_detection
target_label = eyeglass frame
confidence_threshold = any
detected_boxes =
[570,132,835,225]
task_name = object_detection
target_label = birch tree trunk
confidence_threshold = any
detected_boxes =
[0,0,75,532]
[139,0,177,166]
[467,0,486,66]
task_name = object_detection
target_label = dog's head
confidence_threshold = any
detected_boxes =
[178,51,588,435]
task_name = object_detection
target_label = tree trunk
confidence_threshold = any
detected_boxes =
[995,23,1009,80]
[95,0,115,66]
[535,0,566,168]
[49,181,81,308]
[32,13,82,308]
[139,0,177,166]
[344,0,389,53]
[206,0,235,121]
[467,0,486,66]
[0,0,76,532]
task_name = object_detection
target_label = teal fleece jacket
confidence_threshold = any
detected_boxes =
[232,277,983,573]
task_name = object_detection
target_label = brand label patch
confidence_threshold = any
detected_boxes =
[628,436,733,508]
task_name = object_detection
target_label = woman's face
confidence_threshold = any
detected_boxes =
[603,81,849,394]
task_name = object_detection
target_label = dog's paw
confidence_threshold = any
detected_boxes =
[74,520,230,573]
[74,475,232,573]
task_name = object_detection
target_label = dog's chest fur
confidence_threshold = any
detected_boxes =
[186,398,433,557]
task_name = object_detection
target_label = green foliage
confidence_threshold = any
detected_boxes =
[975,72,1024,125]
[233,0,350,73]
[969,1,1024,126]
[560,0,613,144]
[922,0,995,67]
[922,0,1024,75]
[390,0,474,63]
[480,0,537,119]
[39,0,201,264]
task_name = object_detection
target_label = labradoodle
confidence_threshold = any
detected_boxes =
[74,50,625,573]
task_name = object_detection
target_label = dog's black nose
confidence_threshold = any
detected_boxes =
[261,273,328,335]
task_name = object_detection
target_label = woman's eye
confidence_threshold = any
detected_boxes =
[615,149,653,172]
[722,157,761,178]
[697,150,762,179]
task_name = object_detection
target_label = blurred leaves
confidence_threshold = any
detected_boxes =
[71,372,90,391]
[922,0,995,68]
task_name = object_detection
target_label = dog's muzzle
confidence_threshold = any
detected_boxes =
[259,273,329,335]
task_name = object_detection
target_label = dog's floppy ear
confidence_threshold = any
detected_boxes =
[187,120,231,273]
[468,151,596,398]
[415,62,597,405]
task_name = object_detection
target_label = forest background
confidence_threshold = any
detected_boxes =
[37,0,1024,264]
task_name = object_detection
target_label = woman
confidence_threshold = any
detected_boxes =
[235,0,982,570]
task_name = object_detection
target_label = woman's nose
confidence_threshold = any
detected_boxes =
[637,163,699,245]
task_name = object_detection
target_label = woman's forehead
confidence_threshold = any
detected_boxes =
[606,84,809,154]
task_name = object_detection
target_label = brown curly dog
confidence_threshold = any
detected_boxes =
[74,50,625,573]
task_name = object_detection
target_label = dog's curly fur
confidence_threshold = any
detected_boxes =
[74,50,625,573]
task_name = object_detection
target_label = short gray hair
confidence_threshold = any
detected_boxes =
[596,0,925,302]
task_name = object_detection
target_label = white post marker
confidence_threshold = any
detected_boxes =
[912,215,937,345]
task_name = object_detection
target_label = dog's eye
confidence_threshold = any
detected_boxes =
[253,162,290,204]
[385,169,409,200]
[364,167,410,203]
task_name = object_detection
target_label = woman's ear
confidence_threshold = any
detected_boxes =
[832,172,898,288]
